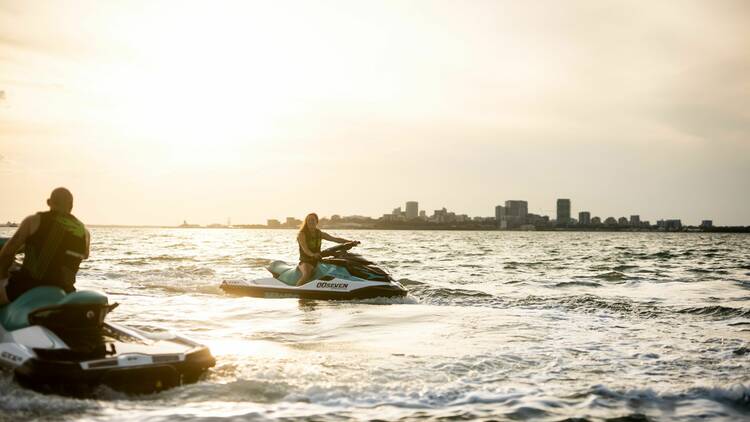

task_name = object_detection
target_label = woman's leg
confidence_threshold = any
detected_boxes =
[297,262,314,286]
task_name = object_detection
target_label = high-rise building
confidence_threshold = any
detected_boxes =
[658,219,682,231]
[419,210,427,219]
[630,215,641,226]
[405,201,419,220]
[432,207,448,223]
[579,211,591,226]
[504,200,528,228]
[527,213,549,227]
[700,220,713,228]
[495,205,506,229]
[557,199,571,225]
[494,205,504,220]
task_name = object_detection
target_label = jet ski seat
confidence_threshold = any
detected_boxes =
[0,287,108,331]
[267,261,331,286]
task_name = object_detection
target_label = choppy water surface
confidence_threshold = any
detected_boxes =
[1,228,750,421]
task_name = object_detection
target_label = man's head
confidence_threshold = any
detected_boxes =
[47,187,74,213]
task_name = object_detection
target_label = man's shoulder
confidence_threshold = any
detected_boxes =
[69,213,85,225]
[14,213,41,237]
[22,213,41,225]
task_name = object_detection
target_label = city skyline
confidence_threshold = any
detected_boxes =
[256,197,718,228]
[0,194,731,228]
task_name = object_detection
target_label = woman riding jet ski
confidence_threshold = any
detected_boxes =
[295,213,356,286]
[221,241,408,300]
[220,216,406,300]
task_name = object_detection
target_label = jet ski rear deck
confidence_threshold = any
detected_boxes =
[0,286,215,396]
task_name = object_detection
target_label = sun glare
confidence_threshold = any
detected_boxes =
[77,3,329,167]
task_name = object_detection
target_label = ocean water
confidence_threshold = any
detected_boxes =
[1,228,750,421]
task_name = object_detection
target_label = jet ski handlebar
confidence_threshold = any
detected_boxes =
[320,241,360,257]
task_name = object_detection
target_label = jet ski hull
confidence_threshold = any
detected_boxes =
[12,344,214,396]
[221,279,407,300]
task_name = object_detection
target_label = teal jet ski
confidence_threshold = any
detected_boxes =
[221,242,408,300]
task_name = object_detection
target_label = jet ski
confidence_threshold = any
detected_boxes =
[221,242,408,300]
[0,285,215,396]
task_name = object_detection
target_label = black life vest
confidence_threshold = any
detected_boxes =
[299,228,322,258]
[17,211,87,292]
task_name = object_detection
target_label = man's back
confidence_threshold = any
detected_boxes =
[0,187,90,304]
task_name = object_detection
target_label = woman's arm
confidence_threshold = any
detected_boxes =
[297,232,318,257]
[320,231,356,244]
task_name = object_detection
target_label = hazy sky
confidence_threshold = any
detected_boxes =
[1,1,748,225]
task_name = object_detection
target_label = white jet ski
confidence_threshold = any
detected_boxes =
[221,242,408,300]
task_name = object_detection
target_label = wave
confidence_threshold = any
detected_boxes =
[142,381,750,421]
[408,288,663,318]
[514,294,660,318]
[243,257,273,267]
[554,281,602,288]
[648,251,677,260]
[151,265,216,277]
[587,383,750,413]
[572,271,642,283]
[355,295,420,305]
[503,261,544,269]
[0,376,99,418]
[418,287,494,300]
[593,271,631,281]
[116,256,194,265]
[150,255,194,262]
[118,259,152,266]
[679,305,750,318]
[397,278,425,286]
[148,283,223,295]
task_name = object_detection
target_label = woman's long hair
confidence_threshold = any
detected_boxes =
[299,213,319,236]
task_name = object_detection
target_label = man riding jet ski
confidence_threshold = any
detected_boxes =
[221,241,408,300]
[0,189,214,395]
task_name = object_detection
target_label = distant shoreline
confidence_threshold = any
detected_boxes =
[4,224,746,233]
[73,224,750,233]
